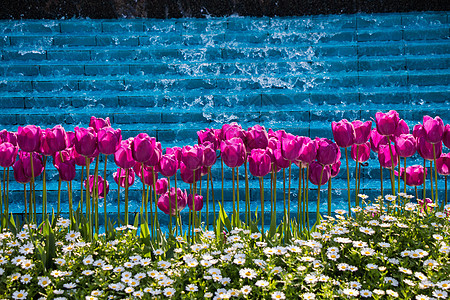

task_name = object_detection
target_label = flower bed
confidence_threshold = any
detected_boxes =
[1,196,449,299]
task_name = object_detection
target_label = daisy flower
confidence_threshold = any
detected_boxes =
[241,286,252,295]
[255,280,270,287]
[185,284,198,292]
[239,268,257,280]
[12,290,28,300]
[343,289,359,297]
[271,291,285,299]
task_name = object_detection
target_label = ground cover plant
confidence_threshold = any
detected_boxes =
[0,110,449,299]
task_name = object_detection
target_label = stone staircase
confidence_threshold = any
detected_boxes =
[0,12,449,221]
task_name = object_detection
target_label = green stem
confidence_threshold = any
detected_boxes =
[380,165,384,198]
[23,184,27,223]
[236,167,240,223]
[259,176,264,238]
[298,167,302,229]
[283,168,286,230]
[152,167,158,234]
[210,168,216,227]
[141,163,146,223]
[221,159,224,208]
[117,167,121,224]
[397,155,401,195]
[6,167,9,219]
[328,177,332,216]
[445,175,447,206]
[80,166,84,218]
[94,157,99,236]
[288,163,292,227]
[175,175,182,236]
[103,155,108,233]
[244,159,249,225]
[387,137,396,196]
[206,168,210,229]
[232,167,236,225]
[430,160,435,203]
[67,181,73,227]
[168,177,172,236]
[85,156,92,240]
[305,164,310,230]
[124,168,129,226]
[273,166,277,229]
[316,165,324,225]
[423,159,426,201]
[0,168,3,221]
[404,157,407,194]
[30,153,36,223]
[345,147,351,214]
[355,145,359,207]
[42,157,47,222]
[432,143,439,205]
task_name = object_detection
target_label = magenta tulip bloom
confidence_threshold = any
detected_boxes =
[331,160,341,178]
[85,175,109,198]
[395,134,416,158]
[308,161,330,185]
[113,168,135,188]
[375,110,399,136]
[281,134,302,161]
[89,116,111,132]
[436,153,450,176]
[316,138,339,166]
[159,154,178,177]
[13,158,31,184]
[73,147,93,166]
[98,127,122,155]
[220,122,245,141]
[17,125,41,152]
[166,146,182,168]
[157,188,188,216]
[40,125,67,155]
[74,127,97,157]
[188,194,204,211]
[220,138,246,168]
[443,124,450,149]
[417,137,442,161]
[332,119,355,148]
[20,152,44,177]
[351,141,371,163]
[246,124,269,151]
[155,178,168,195]
[202,143,217,167]
[0,130,17,146]
[144,141,162,168]
[352,120,372,145]
[370,128,388,153]
[114,139,136,169]
[66,131,75,148]
[393,119,409,138]
[56,158,76,182]
[133,163,158,186]
[181,144,204,171]
[413,124,426,139]
[274,148,290,169]
[39,129,54,156]
[53,148,73,167]
[180,162,202,184]
[0,142,18,168]
[197,128,220,151]
[131,133,155,163]
[378,144,398,169]
[298,136,317,164]
[405,165,427,186]
[423,115,444,144]
[248,148,271,177]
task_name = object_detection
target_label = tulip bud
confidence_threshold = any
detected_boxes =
[188,194,204,211]
[73,147,94,167]
[298,136,317,164]
[157,187,188,216]
[131,133,156,163]
[395,134,416,158]
[370,128,388,153]
[180,162,201,184]
[375,110,399,136]
[74,127,97,157]
[443,124,450,149]
[316,138,339,166]
[181,144,204,171]
[144,141,162,167]
[13,158,31,184]
[197,128,220,151]
[133,163,158,186]
[378,144,398,169]
[331,160,341,178]
[0,142,18,168]
[17,125,41,152]
[281,134,302,161]
[56,158,76,182]
[308,161,331,185]
[220,122,245,141]
[220,138,246,168]
[332,119,355,148]
[114,139,136,169]
[89,116,111,132]
[423,115,444,144]
[98,127,122,155]
[413,124,426,139]
[417,137,442,161]
[274,148,290,169]
[159,154,178,177]
[155,178,168,195]
[436,153,450,176]
[113,168,135,188]
[352,120,372,145]
[245,124,269,151]
[404,165,427,186]
[0,130,17,146]
[202,143,217,167]
[248,148,271,177]
[20,151,44,178]
[351,141,371,163]
[84,175,109,198]
[393,119,409,138]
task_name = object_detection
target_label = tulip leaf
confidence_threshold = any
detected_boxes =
[218,204,232,232]
[132,213,139,236]
[7,213,16,235]
[140,220,150,246]
[268,208,277,238]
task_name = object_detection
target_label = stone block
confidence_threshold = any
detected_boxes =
[47,50,90,61]
[96,35,139,46]
[85,65,129,76]
[53,36,96,46]
[39,64,85,76]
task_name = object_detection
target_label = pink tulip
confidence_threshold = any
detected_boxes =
[351,141,371,163]
[220,122,245,141]
[378,144,398,169]
[0,142,18,168]
[52,148,73,167]
[188,194,204,211]
[55,158,76,182]
[133,163,158,186]
[73,147,94,166]
[181,145,204,171]
[332,119,355,148]
[114,139,136,169]
[98,127,122,155]
[370,128,388,153]
[159,154,178,177]
[352,120,372,145]
[113,168,135,188]
[40,125,67,155]
[417,137,442,161]
[202,143,217,167]
[66,131,75,148]
[131,133,156,163]
[245,124,269,151]
[74,127,97,157]
[308,161,330,185]
[39,129,55,156]
[443,124,450,149]
[155,178,168,195]
[13,158,31,184]
[89,116,111,132]
[20,151,44,178]
[220,138,246,168]
[375,110,399,136]
[436,153,450,176]
[413,124,426,139]
[248,148,271,177]
[157,188,188,216]
[316,138,339,166]
[393,119,410,138]
[298,136,317,163]
[197,128,220,151]
[0,130,17,146]
[85,175,109,198]
[274,148,290,169]
[395,134,416,158]
[180,162,201,184]
[166,146,182,168]
[423,115,444,144]
[331,160,341,178]
[281,133,302,161]
[17,125,41,152]
[404,165,427,186]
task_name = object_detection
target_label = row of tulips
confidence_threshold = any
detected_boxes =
[0,111,449,240]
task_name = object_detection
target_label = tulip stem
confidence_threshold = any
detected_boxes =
[67,181,73,228]
[124,168,129,226]
[221,159,224,209]
[236,167,240,224]
[259,177,264,238]
[397,155,401,195]
[209,168,216,228]
[23,184,27,223]
[0,168,3,222]
[175,175,182,236]
[141,163,146,223]
[94,158,99,236]
[232,167,236,226]
[283,168,286,232]
[445,175,448,206]
[298,167,302,230]
[80,166,84,219]
[380,166,383,198]
[152,167,158,235]
[57,178,61,217]
[206,169,210,229]
[244,159,249,226]
[85,157,91,240]
[6,167,10,218]
[305,164,310,230]
[423,159,426,201]
[168,177,172,236]
[344,148,351,214]
[117,168,121,225]
[104,155,108,233]
[273,166,277,230]
[29,182,33,223]
[193,170,197,235]
[415,186,418,201]
[355,145,359,207]
[404,157,407,194]
[30,153,36,224]
[42,157,47,222]
[387,137,396,196]
[302,167,306,231]
[288,163,292,231]
[316,165,324,225]
[430,160,435,203]
[358,162,362,196]
[149,182,154,241]
[432,143,439,205]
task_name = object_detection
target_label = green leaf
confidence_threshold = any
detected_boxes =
[132,214,139,236]
[8,213,17,235]
[268,208,277,238]
[140,219,150,247]
[218,204,232,232]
